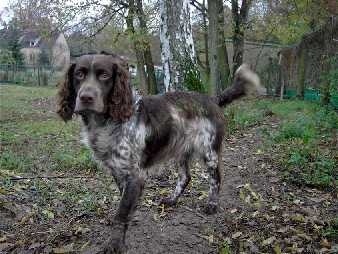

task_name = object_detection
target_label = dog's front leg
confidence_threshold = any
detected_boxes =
[103,166,144,254]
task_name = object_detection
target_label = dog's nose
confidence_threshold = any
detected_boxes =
[79,92,94,103]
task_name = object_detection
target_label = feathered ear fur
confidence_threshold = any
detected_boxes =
[108,62,133,122]
[56,64,76,121]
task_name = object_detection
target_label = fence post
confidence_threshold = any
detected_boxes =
[296,45,306,99]
[37,65,41,86]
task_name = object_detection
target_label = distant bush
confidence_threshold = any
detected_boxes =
[321,55,338,106]
[182,59,206,93]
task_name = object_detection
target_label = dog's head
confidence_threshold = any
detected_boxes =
[56,54,133,122]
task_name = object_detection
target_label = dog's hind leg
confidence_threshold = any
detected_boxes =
[160,153,192,206]
[204,149,221,214]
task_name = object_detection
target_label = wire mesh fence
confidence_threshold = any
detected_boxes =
[0,64,60,86]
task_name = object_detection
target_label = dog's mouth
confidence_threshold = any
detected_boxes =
[74,97,105,115]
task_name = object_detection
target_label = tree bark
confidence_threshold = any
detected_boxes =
[160,0,196,91]
[207,0,230,95]
[126,0,147,94]
[296,45,306,99]
[231,0,252,76]
[135,0,157,94]
[202,0,210,77]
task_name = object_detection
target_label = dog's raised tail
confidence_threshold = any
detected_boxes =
[215,64,266,107]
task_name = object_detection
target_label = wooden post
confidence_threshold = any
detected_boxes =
[296,45,306,99]
[37,65,41,86]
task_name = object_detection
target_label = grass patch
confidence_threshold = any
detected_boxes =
[224,98,337,189]
[0,85,98,177]
[0,151,34,172]
[322,217,338,240]
[224,99,270,133]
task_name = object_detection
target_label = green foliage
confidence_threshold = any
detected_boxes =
[274,115,316,143]
[0,49,16,64]
[248,0,330,44]
[322,217,338,240]
[0,85,98,175]
[182,58,206,93]
[280,139,336,188]
[224,99,338,189]
[320,55,338,106]
[0,151,33,173]
[224,100,270,134]
[219,241,232,254]
[9,38,24,65]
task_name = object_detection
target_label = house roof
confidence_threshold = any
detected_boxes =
[18,30,42,48]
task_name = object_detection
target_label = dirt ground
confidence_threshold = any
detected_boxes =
[1,114,337,253]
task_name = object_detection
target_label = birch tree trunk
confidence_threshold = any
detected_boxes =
[160,0,196,91]
[208,0,230,95]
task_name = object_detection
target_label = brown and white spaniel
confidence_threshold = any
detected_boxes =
[56,53,265,253]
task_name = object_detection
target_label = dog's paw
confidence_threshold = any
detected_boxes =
[102,237,126,254]
[204,203,218,215]
[159,196,177,207]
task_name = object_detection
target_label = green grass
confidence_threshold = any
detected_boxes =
[0,85,97,175]
[322,217,338,240]
[0,85,113,217]
[225,98,338,189]
[0,85,336,210]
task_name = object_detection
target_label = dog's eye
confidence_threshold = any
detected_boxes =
[75,71,85,80]
[98,72,110,81]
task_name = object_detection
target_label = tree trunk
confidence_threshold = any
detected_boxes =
[296,45,306,99]
[207,0,230,95]
[135,0,157,94]
[160,0,196,91]
[126,0,147,94]
[231,0,251,76]
[202,0,210,77]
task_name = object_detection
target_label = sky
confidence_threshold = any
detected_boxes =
[0,0,12,26]
[0,0,9,11]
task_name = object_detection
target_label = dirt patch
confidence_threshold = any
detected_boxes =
[1,117,337,253]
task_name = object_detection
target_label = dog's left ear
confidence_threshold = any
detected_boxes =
[108,62,133,122]
[56,63,76,121]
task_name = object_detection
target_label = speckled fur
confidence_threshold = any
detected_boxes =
[56,54,265,253]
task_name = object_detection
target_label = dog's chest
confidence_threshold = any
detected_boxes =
[81,117,147,164]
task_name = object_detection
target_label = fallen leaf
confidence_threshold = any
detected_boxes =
[28,242,44,250]
[273,244,282,254]
[42,209,54,219]
[262,236,276,247]
[291,214,305,223]
[271,205,279,211]
[297,233,311,241]
[53,243,74,253]
[0,236,6,243]
[231,232,242,239]
[276,226,289,233]
[320,238,331,248]
[74,226,90,235]
[230,208,238,214]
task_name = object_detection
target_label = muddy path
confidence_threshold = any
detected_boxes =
[2,117,337,253]
[86,117,337,253]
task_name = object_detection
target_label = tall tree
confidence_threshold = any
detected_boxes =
[231,0,252,75]
[126,0,148,94]
[126,0,157,95]
[160,0,196,91]
[207,0,230,95]
[135,0,157,94]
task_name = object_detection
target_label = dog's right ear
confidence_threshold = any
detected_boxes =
[56,63,76,121]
